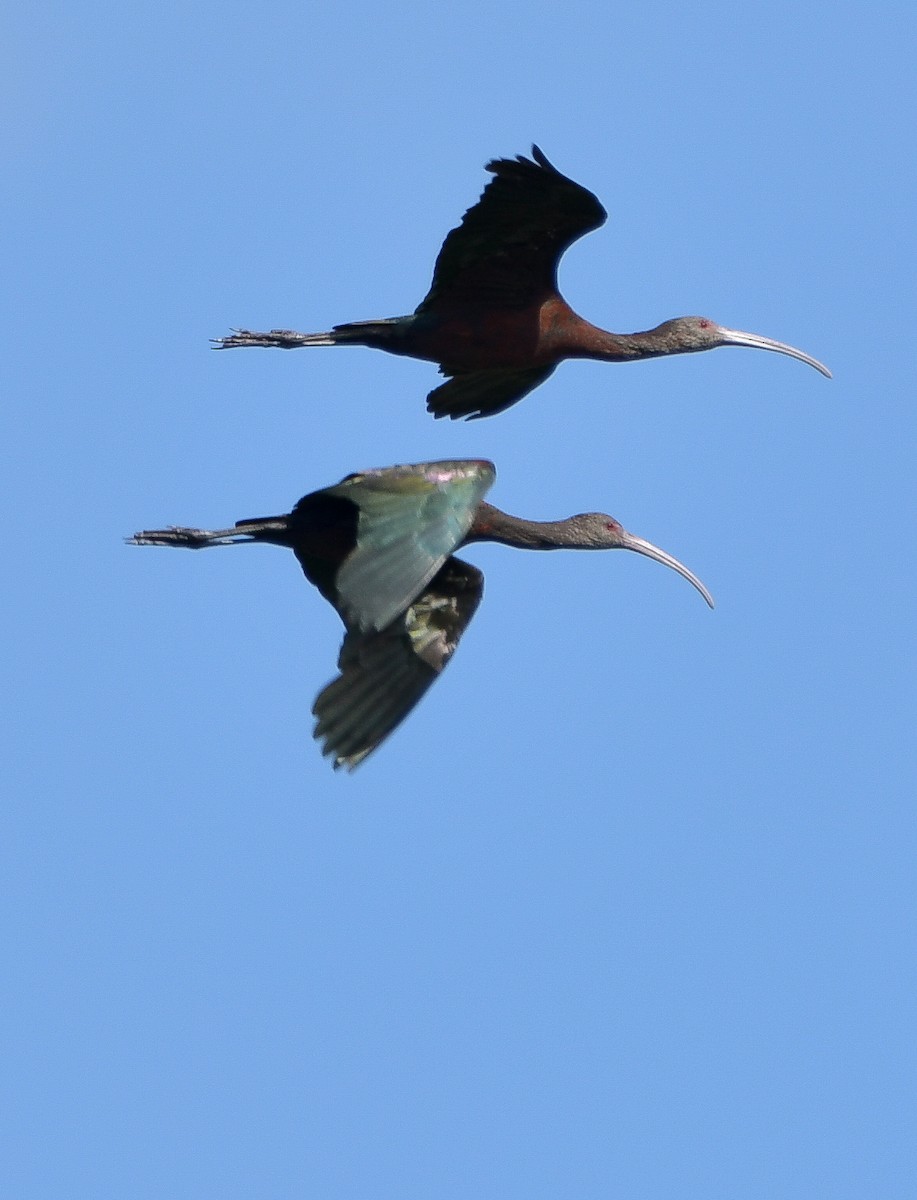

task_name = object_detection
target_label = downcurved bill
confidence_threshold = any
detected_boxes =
[621,534,715,609]
[719,327,832,377]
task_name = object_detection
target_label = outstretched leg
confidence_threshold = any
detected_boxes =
[129,525,253,548]
[129,518,290,549]
[212,328,336,350]
[213,316,415,352]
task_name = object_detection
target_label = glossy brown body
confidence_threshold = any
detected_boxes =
[214,147,829,418]
[399,296,631,371]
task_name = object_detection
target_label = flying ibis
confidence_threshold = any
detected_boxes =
[130,460,712,769]
[214,146,831,419]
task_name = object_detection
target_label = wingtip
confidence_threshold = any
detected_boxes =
[485,144,555,176]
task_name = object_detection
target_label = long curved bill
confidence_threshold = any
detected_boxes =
[620,533,715,609]
[719,327,832,377]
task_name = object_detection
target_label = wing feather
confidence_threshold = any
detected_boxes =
[426,364,557,420]
[416,145,606,312]
[326,461,494,632]
[312,558,484,769]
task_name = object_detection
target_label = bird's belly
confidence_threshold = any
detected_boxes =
[412,308,552,370]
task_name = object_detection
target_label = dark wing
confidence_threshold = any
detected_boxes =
[312,557,483,770]
[416,146,607,313]
[426,364,557,421]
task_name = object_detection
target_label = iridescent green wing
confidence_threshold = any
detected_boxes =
[324,459,495,633]
[312,557,484,770]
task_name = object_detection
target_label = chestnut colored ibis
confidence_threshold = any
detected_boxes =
[130,460,712,770]
[214,146,831,419]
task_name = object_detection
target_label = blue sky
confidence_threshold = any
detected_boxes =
[4,2,915,1196]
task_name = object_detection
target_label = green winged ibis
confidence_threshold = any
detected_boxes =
[214,146,831,419]
[130,460,712,770]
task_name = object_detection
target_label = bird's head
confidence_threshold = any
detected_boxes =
[656,316,831,376]
[567,513,714,608]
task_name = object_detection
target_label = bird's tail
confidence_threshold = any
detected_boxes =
[128,516,292,550]
[213,317,412,351]
[326,317,414,347]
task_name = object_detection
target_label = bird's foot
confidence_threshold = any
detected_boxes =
[211,328,313,349]
[128,526,218,548]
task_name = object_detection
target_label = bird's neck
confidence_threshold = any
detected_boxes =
[564,319,678,363]
[466,503,576,551]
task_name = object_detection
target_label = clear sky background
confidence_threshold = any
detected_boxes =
[4,2,915,1196]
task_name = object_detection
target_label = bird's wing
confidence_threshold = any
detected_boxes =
[415,146,606,313]
[319,460,495,633]
[426,364,557,420]
[312,557,484,770]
